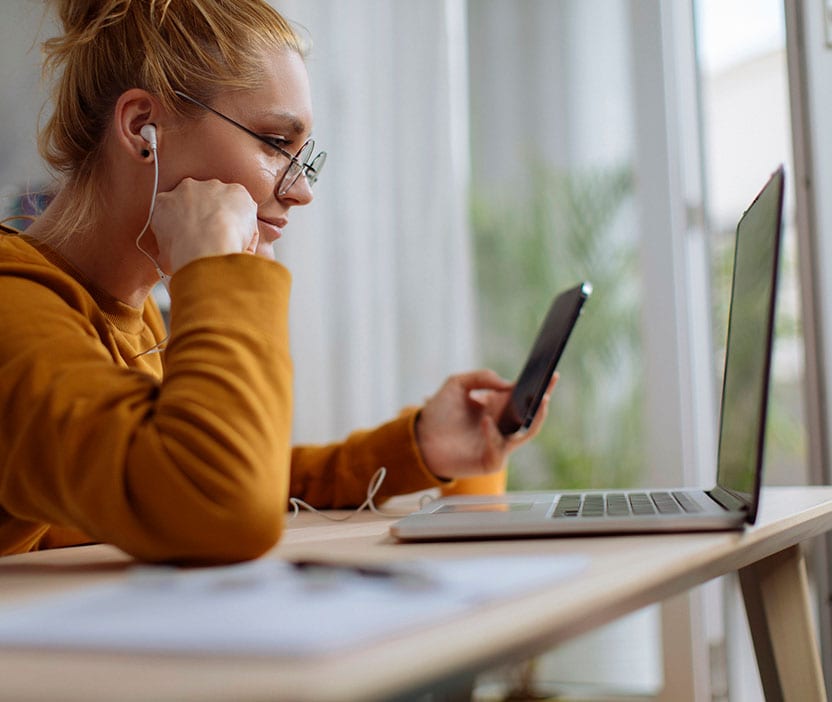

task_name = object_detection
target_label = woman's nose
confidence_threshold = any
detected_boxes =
[278,173,314,205]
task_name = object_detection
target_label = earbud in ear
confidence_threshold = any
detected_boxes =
[140,124,157,148]
[140,124,157,159]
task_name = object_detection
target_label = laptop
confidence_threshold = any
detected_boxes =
[391,166,785,541]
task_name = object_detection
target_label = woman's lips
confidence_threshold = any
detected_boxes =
[257,217,286,242]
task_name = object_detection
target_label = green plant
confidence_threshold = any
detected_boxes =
[471,161,642,490]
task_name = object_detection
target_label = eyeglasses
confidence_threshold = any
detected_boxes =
[173,90,326,197]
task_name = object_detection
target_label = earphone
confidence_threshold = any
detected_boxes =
[132,122,171,357]
[287,467,435,521]
[134,123,169,288]
[139,124,157,159]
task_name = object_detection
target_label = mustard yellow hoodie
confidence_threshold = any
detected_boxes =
[0,231,450,564]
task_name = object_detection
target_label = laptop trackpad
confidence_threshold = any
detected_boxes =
[435,502,535,514]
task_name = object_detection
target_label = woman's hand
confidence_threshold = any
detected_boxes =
[415,369,557,481]
[151,178,259,275]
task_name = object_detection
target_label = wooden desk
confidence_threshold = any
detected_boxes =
[1,486,831,702]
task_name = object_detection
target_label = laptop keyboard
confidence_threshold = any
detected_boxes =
[553,491,704,518]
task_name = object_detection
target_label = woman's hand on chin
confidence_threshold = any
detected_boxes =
[151,178,259,274]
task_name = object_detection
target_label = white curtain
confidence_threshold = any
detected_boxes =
[272,0,477,443]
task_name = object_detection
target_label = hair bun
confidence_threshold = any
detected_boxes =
[52,0,133,43]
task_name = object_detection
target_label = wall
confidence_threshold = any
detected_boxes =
[0,3,53,208]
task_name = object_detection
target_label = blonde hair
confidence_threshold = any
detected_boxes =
[38,0,307,242]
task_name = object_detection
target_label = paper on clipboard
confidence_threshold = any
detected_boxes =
[0,554,586,657]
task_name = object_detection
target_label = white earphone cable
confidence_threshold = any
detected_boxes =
[288,467,436,521]
[133,132,170,358]
[134,138,170,290]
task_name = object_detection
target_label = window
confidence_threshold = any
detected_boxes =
[695,0,808,487]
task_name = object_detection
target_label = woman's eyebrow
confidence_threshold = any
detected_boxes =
[257,111,309,136]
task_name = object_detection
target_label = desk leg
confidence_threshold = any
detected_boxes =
[398,673,475,702]
[739,544,826,702]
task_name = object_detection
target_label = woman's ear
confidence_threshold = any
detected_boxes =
[113,88,160,163]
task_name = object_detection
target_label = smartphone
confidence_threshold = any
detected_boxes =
[497,282,592,435]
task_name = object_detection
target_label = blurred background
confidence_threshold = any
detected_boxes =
[0,1,822,700]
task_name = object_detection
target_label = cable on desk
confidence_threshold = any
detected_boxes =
[287,467,435,521]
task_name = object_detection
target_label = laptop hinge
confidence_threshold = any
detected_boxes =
[707,485,749,513]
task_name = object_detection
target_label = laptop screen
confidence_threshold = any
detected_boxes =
[715,167,784,518]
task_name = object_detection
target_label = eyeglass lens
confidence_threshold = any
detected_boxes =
[279,140,316,196]
[306,152,327,186]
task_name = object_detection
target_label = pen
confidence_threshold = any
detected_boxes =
[288,558,435,589]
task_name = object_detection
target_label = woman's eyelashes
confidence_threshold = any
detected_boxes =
[262,135,290,149]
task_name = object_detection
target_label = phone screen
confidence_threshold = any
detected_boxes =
[497,282,591,435]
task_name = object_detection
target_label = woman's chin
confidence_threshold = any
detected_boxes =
[255,241,276,261]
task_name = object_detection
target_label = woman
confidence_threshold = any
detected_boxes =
[0,0,553,564]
